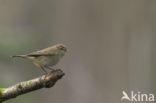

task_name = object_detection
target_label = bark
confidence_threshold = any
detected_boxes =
[0,69,65,102]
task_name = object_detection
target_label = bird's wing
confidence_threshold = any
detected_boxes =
[27,49,54,57]
[26,46,56,57]
[27,53,54,57]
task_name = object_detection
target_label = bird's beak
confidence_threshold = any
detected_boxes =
[63,47,67,52]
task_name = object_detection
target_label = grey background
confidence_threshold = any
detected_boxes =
[0,0,155,103]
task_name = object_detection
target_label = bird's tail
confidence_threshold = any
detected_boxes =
[12,55,27,58]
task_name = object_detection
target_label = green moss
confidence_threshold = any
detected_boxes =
[0,88,5,97]
[0,88,5,103]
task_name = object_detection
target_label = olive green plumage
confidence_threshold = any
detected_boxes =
[12,44,67,73]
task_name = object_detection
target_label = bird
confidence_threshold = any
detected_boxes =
[12,44,67,73]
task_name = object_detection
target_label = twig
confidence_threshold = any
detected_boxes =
[0,69,65,102]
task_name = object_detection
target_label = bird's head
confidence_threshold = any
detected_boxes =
[54,44,67,56]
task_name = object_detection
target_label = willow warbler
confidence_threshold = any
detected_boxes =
[12,44,67,73]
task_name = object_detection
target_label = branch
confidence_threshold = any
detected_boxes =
[0,69,65,102]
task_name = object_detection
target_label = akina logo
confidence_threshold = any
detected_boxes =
[121,91,154,102]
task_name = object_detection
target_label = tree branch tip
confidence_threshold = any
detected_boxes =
[0,69,65,102]
[44,69,65,88]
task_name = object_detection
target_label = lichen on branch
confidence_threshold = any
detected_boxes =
[0,69,65,102]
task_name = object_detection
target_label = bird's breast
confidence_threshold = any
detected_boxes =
[37,55,62,67]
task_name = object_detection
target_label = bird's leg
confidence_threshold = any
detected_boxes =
[46,66,55,71]
[40,66,48,74]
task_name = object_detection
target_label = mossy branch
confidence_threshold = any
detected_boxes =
[0,69,65,102]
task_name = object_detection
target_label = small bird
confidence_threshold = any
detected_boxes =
[12,44,67,73]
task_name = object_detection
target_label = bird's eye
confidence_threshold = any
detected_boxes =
[59,45,64,50]
[60,46,64,50]
[58,45,67,51]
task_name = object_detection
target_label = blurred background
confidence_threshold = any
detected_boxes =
[0,0,155,103]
